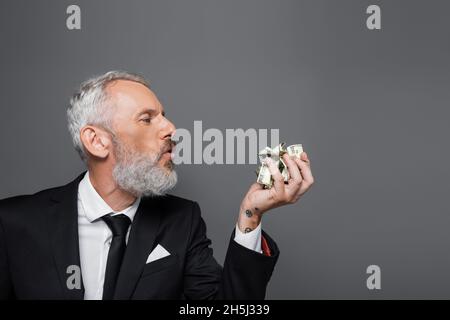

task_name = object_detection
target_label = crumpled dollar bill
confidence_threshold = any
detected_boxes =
[255,143,303,189]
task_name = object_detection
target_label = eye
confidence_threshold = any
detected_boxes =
[140,117,152,124]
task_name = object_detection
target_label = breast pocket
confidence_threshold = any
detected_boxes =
[141,253,179,277]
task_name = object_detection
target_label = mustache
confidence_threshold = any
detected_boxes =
[159,139,177,157]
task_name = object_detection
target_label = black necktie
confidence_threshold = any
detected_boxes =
[101,214,131,300]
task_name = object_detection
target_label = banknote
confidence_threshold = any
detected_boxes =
[256,143,304,188]
[256,164,272,188]
[286,144,303,159]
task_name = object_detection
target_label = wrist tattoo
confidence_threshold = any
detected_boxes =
[245,209,253,218]
[244,227,253,233]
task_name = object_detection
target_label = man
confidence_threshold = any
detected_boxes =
[0,71,314,300]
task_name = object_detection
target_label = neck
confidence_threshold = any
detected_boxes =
[87,167,137,212]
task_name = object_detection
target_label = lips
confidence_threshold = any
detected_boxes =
[161,142,175,158]
[165,146,173,154]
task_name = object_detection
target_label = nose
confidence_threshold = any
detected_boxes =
[160,117,176,141]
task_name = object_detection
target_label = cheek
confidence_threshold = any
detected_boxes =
[134,129,161,153]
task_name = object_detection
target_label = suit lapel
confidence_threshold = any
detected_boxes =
[47,173,86,300]
[113,196,162,299]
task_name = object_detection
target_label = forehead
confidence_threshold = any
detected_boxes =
[106,79,162,115]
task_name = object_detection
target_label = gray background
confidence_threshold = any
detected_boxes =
[1,0,449,299]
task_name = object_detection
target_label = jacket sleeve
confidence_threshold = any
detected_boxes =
[0,215,14,299]
[182,202,279,300]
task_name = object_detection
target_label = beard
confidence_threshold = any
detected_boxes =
[112,138,178,197]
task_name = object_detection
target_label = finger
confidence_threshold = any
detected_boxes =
[294,156,314,186]
[300,152,310,165]
[282,153,302,183]
[265,158,286,194]
[282,154,303,199]
[283,154,303,201]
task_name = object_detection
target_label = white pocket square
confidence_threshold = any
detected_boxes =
[146,244,171,264]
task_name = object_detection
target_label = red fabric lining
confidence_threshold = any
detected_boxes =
[261,235,271,257]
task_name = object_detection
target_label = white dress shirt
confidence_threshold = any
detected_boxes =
[77,172,261,300]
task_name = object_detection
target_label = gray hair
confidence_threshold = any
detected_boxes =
[67,70,150,161]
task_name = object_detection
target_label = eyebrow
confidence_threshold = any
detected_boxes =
[136,108,165,117]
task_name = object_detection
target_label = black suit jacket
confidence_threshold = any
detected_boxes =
[0,173,279,300]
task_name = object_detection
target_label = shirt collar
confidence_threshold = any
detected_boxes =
[78,171,141,223]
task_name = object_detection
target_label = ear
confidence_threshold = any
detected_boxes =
[79,125,112,160]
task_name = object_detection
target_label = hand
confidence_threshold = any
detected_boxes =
[236,152,314,233]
